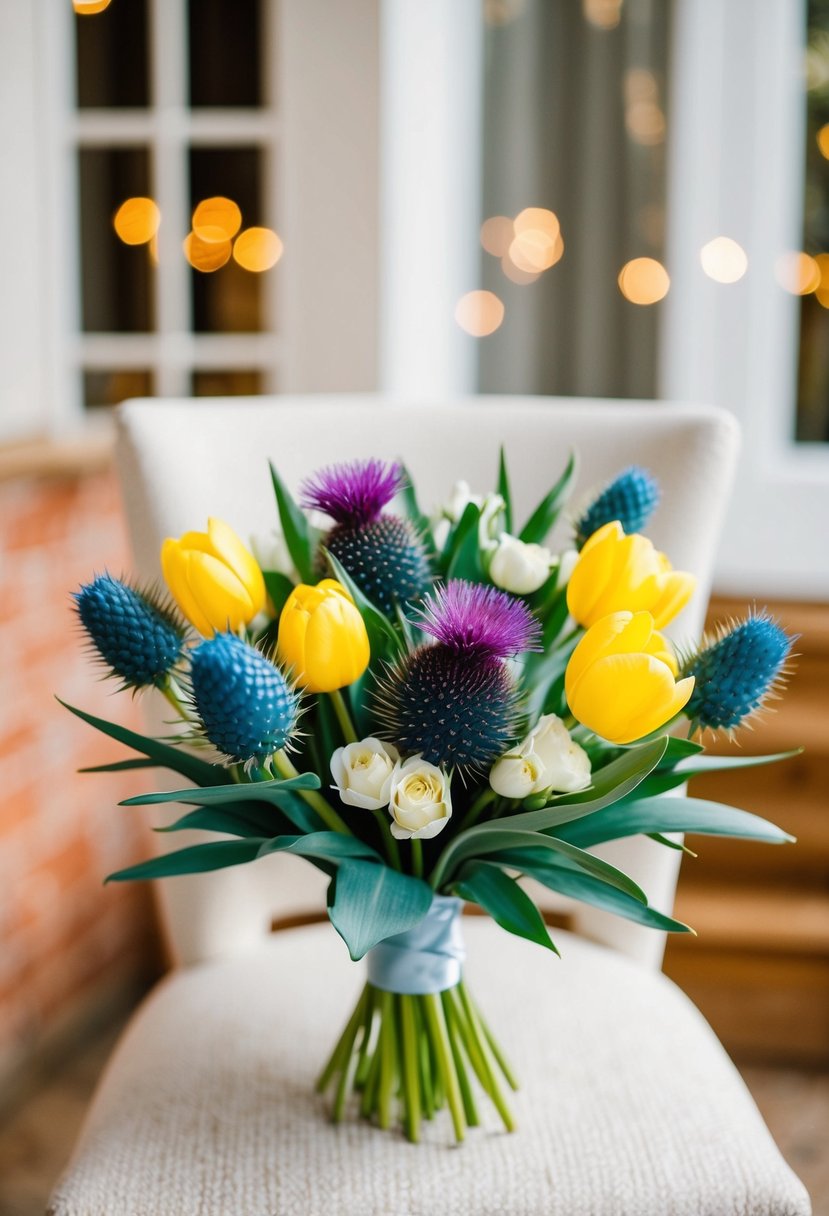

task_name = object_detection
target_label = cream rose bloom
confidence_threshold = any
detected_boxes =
[330,738,399,810]
[524,714,591,794]
[388,756,452,840]
[489,750,547,799]
[489,534,555,595]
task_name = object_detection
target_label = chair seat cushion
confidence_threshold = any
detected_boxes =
[49,920,810,1216]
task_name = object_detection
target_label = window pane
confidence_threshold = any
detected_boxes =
[796,1,829,442]
[79,148,156,333]
[192,369,264,396]
[75,0,150,109]
[188,0,264,107]
[189,147,264,333]
[83,368,154,410]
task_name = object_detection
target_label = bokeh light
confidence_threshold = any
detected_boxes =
[514,207,560,240]
[192,197,242,242]
[582,0,623,30]
[232,227,283,272]
[700,237,748,284]
[183,231,232,273]
[815,254,829,308]
[481,216,514,258]
[618,257,669,305]
[454,290,505,336]
[500,255,540,286]
[508,230,563,273]
[73,0,113,13]
[817,124,829,160]
[625,102,665,146]
[775,251,821,295]
[113,198,161,246]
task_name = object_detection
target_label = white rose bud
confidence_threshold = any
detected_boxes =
[524,714,591,794]
[250,527,297,581]
[478,492,507,553]
[489,749,547,799]
[557,547,580,588]
[489,534,555,595]
[388,755,452,840]
[443,480,483,523]
[330,738,400,810]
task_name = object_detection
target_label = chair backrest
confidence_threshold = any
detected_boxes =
[116,395,739,970]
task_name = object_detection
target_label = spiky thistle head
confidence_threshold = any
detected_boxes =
[575,466,660,549]
[301,458,403,527]
[189,632,299,766]
[74,574,185,690]
[412,580,542,660]
[376,645,521,770]
[681,612,794,733]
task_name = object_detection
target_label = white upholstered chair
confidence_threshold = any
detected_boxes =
[49,397,810,1216]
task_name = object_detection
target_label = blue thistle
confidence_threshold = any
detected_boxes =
[74,574,185,690]
[681,613,793,732]
[190,633,298,765]
[301,458,431,615]
[575,466,660,548]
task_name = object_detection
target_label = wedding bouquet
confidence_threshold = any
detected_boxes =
[65,452,796,1144]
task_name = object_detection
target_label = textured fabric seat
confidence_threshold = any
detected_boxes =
[49,920,809,1216]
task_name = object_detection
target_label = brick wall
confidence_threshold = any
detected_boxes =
[0,467,162,1086]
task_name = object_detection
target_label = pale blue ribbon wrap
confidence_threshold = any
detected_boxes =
[366,895,466,995]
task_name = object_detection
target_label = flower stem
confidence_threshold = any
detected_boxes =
[329,688,359,744]
[399,994,421,1142]
[411,839,424,879]
[422,992,466,1142]
[159,674,192,721]
[372,808,402,870]
[273,749,352,835]
[456,789,496,835]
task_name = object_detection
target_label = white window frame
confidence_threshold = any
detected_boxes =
[661,0,829,599]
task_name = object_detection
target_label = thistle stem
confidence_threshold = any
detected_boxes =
[329,689,359,744]
[159,674,192,721]
[273,749,352,835]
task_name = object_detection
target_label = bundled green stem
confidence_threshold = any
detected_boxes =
[316,979,518,1143]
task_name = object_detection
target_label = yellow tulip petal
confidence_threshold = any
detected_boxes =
[277,599,310,683]
[645,630,679,675]
[579,520,624,556]
[186,551,254,632]
[567,526,620,625]
[565,610,653,702]
[161,538,215,636]
[207,517,267,616]
[650,571,696,629]
[178,530,214,553]
[570,652,681,744]
[305,596,369,692]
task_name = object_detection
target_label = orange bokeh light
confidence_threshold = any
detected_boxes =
[817,124,829,161]
[233,227,283,272]
[481,216,515,258]
[582,0,622,30]
[73,0,113,13]
[514,207,560,241]
[113,197,160,246]
[454,290,505,337]
[815,254,829,308]
[183,231,232,273]
[508,230,564,273]
[618,257,670,305]
[192,197,242,242]
[775,252,821,295]
[501,254,541,286]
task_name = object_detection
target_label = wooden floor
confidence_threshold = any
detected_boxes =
[0,1019,826,1216]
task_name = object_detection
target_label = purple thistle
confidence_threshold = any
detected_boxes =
[300,458,404,527]
[413,580,541,659]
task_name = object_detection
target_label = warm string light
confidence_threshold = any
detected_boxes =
[700,237,748,284]
[113,198,160,245]
[454,290,505,337]
[618,257,669,305]
[73,0,113,13]
[481,207,563,288]
[233,227,284,272]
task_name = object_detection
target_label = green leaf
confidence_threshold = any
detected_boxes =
[257,831,383,865]
[657,737,705,767]
[553,795,795,849]
[119,772,321,807]
[106,839,268,883]
[59,698,225,788]
[453,861,558,954]
[490,853,693,935]
[328,860,433,960]
[262,569,295,619]
[497,446,513,534]
[155,804,288,839]
[79,757,161,774]
[398,462,439,561]
[518,450,577,544]
[323,548,403,662]
[269,461,321,584]
[446,501,485,582]
[632,749,802,800]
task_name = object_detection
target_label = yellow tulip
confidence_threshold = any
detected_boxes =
[161,517,266,636]
[566,521,695,630]
[277,579,370,693]
[565,610,694,744]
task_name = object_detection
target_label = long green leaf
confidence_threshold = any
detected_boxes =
[552,795,795,849]
[398,461,439,561]
[632,749,802,800]
[436,827,646,902]
[518,450,577,544]
[257,831,382,865]
[80,757,161,774]
[262,569,295,619]
[323,548,403,661]
[155,804,289,839]
[329,861,433,960]
[453,861,558,954]
[497,446,513,534]
[60,698,225,788]
[446,501,485,582]
[269,461,321,584]
[488,852,693,935]
[657,736,704,767]
[120,772,320,807]
[106,838,268,883]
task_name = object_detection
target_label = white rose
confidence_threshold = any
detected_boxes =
[557,547,580,587]
[489,534,554,595]
[330,738,400,810]
[489,749,547,799]
[478,492,506,553]
[250,527,297,580]
[443,480,483,523]
[388,755,452,840]
[524,714,591,794]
